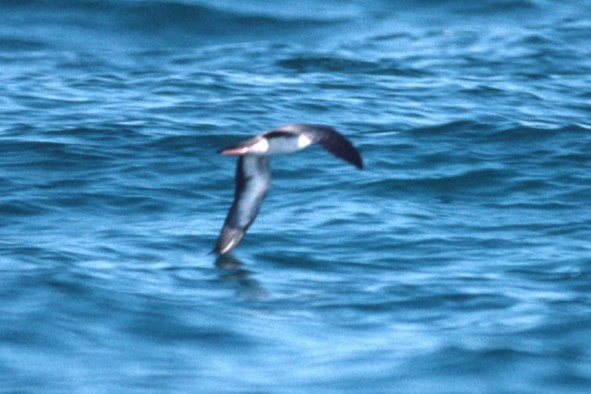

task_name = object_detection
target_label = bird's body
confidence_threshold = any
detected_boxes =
[214,124,363,254]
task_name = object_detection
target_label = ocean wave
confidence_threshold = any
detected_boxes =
[1,0,349,49]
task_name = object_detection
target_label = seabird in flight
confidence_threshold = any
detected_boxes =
[213,124,363,254]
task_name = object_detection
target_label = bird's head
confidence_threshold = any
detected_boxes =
[218,136,269,155]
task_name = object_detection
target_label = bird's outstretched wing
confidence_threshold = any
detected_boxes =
[213,155,270,254]
[265,124,363,169]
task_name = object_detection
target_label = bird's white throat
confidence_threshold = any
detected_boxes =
[250,138,270,154]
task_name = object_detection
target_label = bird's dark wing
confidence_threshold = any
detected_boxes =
[268,124,363,169]
[213,155,270,254]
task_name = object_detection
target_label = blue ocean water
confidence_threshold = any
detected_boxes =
[1,0,591,392]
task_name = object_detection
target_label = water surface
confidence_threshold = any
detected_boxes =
[1,0,590,392]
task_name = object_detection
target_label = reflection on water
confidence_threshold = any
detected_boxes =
[215,254,267,299]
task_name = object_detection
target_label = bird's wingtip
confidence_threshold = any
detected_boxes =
[213,226,245,255]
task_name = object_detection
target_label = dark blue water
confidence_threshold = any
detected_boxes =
[2,0,591,392]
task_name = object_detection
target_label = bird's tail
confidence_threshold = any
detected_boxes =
[213,225,245,255]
